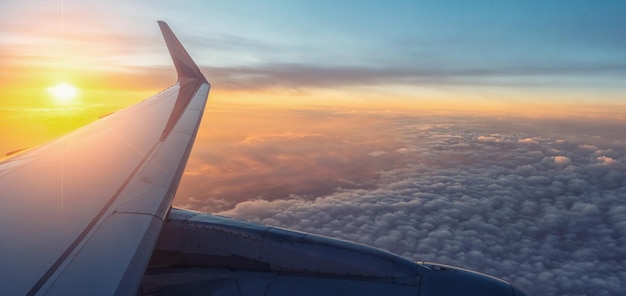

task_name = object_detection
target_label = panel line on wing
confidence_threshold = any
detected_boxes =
[160,79,202,140]
[112,211,165,220]
[27,140,163,295]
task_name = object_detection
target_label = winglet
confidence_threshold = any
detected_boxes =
[158,21,208,83]
[157,21,210,140]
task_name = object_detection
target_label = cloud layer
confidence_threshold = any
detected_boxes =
[175,109,625,296]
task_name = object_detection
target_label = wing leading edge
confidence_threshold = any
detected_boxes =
[0,22,209,295]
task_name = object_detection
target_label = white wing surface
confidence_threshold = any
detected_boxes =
[0,21,210,296]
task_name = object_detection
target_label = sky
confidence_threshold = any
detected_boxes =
[1,1,626,295]
[1,2,625,137]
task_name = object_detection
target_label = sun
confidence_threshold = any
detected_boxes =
[48,83,78,104]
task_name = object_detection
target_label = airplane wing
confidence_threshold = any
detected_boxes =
[0,21,209,295]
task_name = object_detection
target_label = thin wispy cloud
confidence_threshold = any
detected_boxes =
[198,62,626,93]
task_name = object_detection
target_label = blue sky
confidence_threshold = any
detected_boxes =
[155,1,626,90]
[155,1,626,85]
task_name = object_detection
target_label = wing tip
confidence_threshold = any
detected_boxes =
[158,21,208,83]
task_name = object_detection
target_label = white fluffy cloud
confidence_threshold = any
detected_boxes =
[176,111,626,296]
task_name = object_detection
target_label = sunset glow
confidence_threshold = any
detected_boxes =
[48,83,78,104]
[0,0,624,175]
[1,1,624,163]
